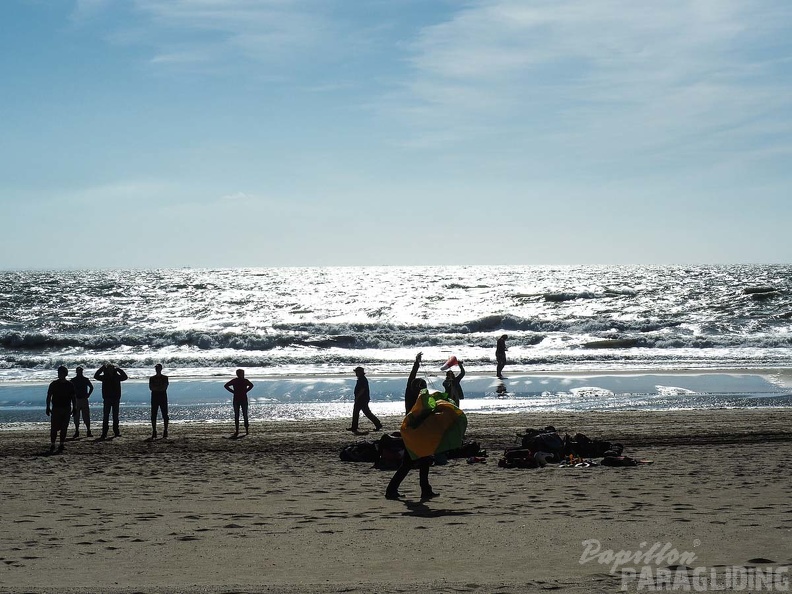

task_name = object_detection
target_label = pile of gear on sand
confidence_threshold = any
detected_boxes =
[499,425,651,468]
[339,425,650,470]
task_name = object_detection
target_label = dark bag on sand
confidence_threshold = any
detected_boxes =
[570,433,624,458]
[498,448,540,469]
[340,441,379,463]
[446,439,484,459]
[374,432,405,470]
[521,428,565,457]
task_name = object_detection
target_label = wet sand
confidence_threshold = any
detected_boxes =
[1,408,791,593]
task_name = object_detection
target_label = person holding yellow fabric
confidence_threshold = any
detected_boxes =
[400,388,467,460]
[385,377,436,500]
[385,361,467,500]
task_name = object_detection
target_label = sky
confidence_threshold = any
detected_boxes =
[1,0,791,269]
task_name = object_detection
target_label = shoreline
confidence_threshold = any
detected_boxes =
[2,368,791,426]
[1,364,792,384]
[2,409,792,592]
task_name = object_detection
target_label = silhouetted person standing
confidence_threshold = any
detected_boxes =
[70,366,94,438]
[47,366,76,453]
[224,369,253,437]
[443,360,466,406]
[496,334,508,378]
[149,364,170,439]
[347,366,382,433]
[94,363,128,439]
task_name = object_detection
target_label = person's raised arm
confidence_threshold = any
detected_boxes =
[94,366,104,381]
[117,368,128,382]
[457,361,465,381]
[407,352,422,386]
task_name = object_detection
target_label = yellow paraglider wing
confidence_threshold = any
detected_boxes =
[400,389,467,460]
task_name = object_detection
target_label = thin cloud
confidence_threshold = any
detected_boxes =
[220,191,254,202]
[397,0,792,165]
[74,180,180,205]
[127,0,346,69]
[72,0,113,20]
[149,47,221,65]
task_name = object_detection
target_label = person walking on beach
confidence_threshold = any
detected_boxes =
[347,366,382,433]
[224,369,253,438]
[70,366,94,438]
[46,366,77,453]
[385,352,438,501]
[443,360,466,406]
[496,334,508,378]
[94,363,128,439]
[149,364,170,439]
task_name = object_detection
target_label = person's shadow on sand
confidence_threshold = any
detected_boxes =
[400,501,474,518]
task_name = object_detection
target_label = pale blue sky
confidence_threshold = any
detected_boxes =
[1,0,791,268]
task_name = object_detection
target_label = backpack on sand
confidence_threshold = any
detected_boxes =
[374,432,405,470]
[521,428,565,457]
[569,433,624,458]
[498,447,540,469]
[339,440,379,463]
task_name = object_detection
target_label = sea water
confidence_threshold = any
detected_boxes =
[1,265,791,423]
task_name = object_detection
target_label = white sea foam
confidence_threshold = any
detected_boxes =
[1,372,790,424]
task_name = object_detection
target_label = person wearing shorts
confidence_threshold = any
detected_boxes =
[224,369,254,437]
[46,366,76,453]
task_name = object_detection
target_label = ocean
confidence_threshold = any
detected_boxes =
[2,265,791,424]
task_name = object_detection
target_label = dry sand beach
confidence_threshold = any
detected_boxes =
[1,408,791,593]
